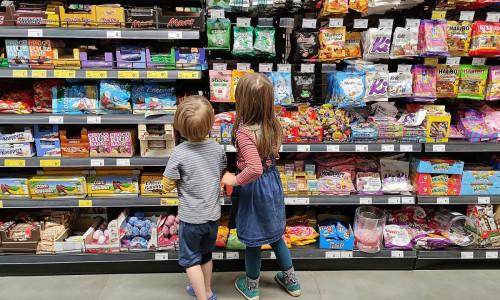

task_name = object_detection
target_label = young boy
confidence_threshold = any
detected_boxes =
[163,95,226,300]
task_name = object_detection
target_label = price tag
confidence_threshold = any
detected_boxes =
[295,198,310,205]
[4,159,25,167]
[381,144,394,152]
[237,17,251,27]
[213,63,227,72]
[259,63,272,73]
[285,198,296,205]
[433,144,446,152]
[325,251,341,259]
[279,145,284,152]
[355,145,369,152]
[340,251,353,259]
[327,145,340,152]
[54,70,75,78]
[147,71,168,79]
[78,200,92,207]
[270,252,276,259]
[486,252,499,259]
[301,64,315,73]
[375,64,388,72]
[160,198,179,206]
[279,18,295,28]
[322,64,337,73]
[424,58,439,66]
[213,252,224,260]
[178,71,199,79]
[402,197,415,204]
[446,57,461,66]
[437,197,450,204]
[32,70,47,78]
[210,9,225,19]
[27,29,43,37]
[226,252,239,259]
[155,253,169,260]
[405,19,420,28]
[167,31,183,39]
[391,251,404,258]
[106,31,122,38]
[461,252,474,259]
[12,70,28,78]
[397,65,412,73]
[460,11,475,21]
[118,71,139,79]
[379,19,394,29]
[237,63,251,72]
[0,200,3,208]
[297,145,310,152]
[388,197,401,204]
[329,18,343,28]
[116,159,130,167]
[257,18,273,28]
[472,57,486,66]
[40,159,61,167]
[360,197,372,204]
[302,19,317,29]
[353,19,368,29]
[49,116,64,124]
[87,116,101,124]
[478,197,490,204]
[431,10,447,20]
[277,64,291,73]
[400,144,413,152]
[90,159,105,167]
[86,70,107,79]
[226,145,237,152]
[486,12,500,22]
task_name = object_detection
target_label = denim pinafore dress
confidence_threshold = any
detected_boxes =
[230,153,286,247]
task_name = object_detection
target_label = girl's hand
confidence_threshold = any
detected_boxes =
[222,172,239,187]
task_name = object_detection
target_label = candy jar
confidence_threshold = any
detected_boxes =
[354,206,386,253]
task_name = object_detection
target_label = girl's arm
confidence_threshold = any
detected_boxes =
[233,130,263,186]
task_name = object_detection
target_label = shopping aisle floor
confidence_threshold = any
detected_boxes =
[1,270,499,300]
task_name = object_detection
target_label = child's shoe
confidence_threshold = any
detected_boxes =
[275,267,301,297]
[186,285,217,300]
[235,276,260,300]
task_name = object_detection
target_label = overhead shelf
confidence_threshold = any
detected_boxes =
[425,142,500,153]
[0,69,201,80]
[0,156,168,168]
[417,196,500,205]
[0,114,174,125]
[223,143,422,153]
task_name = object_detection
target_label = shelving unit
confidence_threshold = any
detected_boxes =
[0,114,174,125]
[0,69,201,80]
[0,156,168,168]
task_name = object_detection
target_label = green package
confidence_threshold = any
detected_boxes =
[254,25,276,57]
[458,64,489,100]
[207,18,231,51]
[226,229,246,250]
[232,26,254,57]
[207,0,230,11]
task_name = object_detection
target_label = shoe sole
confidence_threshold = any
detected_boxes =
[234,280,259,300]
[275,274,302,297]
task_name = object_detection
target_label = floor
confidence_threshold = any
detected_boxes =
[1,270,499,300]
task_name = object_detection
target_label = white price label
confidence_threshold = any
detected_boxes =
[375,64,388,72]
[402,197,415,204]
[437,197,450,204]
[397,65,412,73]
[226,145,237,152]
[155,253,169,260]
[28,29,43,37]
[270,252,276,259]
[279,18,294,28]
[460,11,475,21]
[226,252,239,259]
[300,64,315,73]
[379,19,394,29]
[388,197,401,204]
[297,145,310,152]
[446,57,461,66]
[381,144,394,152]
[405,19,420,28]
[237,63,251,72]
[237,18,251,27]
[213,63,227,72]
[285,198,296,205]
[486,12,500,22]
[478,197,490,204]
[472,57,486,66]
[400,144,413,152]
[213,252,224,260]
[327,145,340,152]
[87,116,101,124]
[486,252,498,259]
[360,197,372,204]
[49,116,64,124]
[355,145,369,152]
[220,198,225,205]
[325,251,341,259]
[106,31,121,38]
[329,18,343,28]
[116,159,130,167]
[433,144,446,152]
[340,251,353,259]
[210,9,225,19]
[353,19,368,29]
[391,251,404,258]
[91,159,105,167]
[302,19,317,29]
[259,63,273,73]
[461,252,474,259]
[279,145,284,152]
[277,64,291,73]
[167,31,183,39]
[295,198,310,205]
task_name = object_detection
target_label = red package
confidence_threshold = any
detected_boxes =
[0,90,34,114]
[33,80,65,113]
[469,21,500,57]
[215,226,229,248]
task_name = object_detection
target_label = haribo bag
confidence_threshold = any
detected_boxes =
[436,65,460,98]
[447,21,472,56]
[458,64,489,100]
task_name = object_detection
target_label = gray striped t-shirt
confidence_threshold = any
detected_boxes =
[163,140,227,224]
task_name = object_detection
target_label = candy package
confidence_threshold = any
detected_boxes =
[335,71,366,109]
[365,0,401,16]
[486,66,500,101]
[254,26,276,57]
[436,65,459,98]
[318,172,354,195]
[390,27,418,58]
[470,21,500,57]
[293,72,316,103]
[316,105,351,142]
[273,72,294,105]
[215,226,229,248]
[288,225,319,246]
[356,172,382,195]
[99,80,131,114]
[418,20,449,57]
[320,0,349,16]
[232,26,254,56]
[210,70,232,102]
[226,229,246,250]
[131,81,176,115]
[319,27,346,62]
[384,224,413,249]
[365,71,389,102]
[349,0,368,13]
[362,28,392,60]
[230,69,254,102]
[447,21,472,56]
[345,32,362,59]
[33,80,65,113]
[412,65,437,102]
[207,0,231,11]
[206,18,231,51]
[388,72,412,98]
[289,29,319,63]
[458,65,489,100]
[380,158,411,195]
[52,85,98,114]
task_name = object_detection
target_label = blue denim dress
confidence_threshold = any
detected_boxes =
[230,154,286,247]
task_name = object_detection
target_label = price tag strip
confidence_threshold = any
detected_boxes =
[353,19,368,29]
[259,63,272,73]
[237,63,251,72]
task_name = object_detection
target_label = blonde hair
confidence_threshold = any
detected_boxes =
[231,73,283,157]
[174,95,214,142]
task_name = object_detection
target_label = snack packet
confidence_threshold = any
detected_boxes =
[458,64,489,100]
[384,224,413,249]
[226,229,246,250]
[206,18,231,51]
[210,70,232,102]
[390,27,418,58]
[215,226,229,248]
[131,81,176,115]
[388,72,412,98]
[289,29,319,63]
[319,27,346,62]
[356,172,382,195]
[273,72,294,105]
[335,71,366,108]
[99,80,132,114]
[293,72,316,103]
[486,66,500,101]
[469,21,500,57]
[418,20,449,57]
[349,0,368,13]
[320,0,349,16]
[365,71,389,102]
[254,26,276,57]
[411,65,437,102]
[33,80,65,113]
[436,65,460,98]
[447,21,472,56]
[345,32,362,59]
[362,28,392,60]
[232,26,254,56]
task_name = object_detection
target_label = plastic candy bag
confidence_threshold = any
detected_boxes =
[227,229,246,250]
[293,72,316,103]
[390,27,418,58]
[206,18,231,51]
[436,65,459,98]
[230,69,254,102]
[411,65,437,102]
[33,80,65,113]
[215,226,229,248]
[232,26,254,56]
[356,172,382,195]
[289,29,318,63]
[418,20,449,57]
[345,32,362,59]
[388,72,412,98]
[99,80,131,114]
[335,71,366,108]
[254,26,276,57]
[210,70,232,102]
[447,21,472,56]
[131,81,176,115]
[207,0,231,11]
[320,0,348,16]
[365,71,389,102]
[362,28,392,60]
[470,21,500,57]
[273,72,294,105]
[458,65,489,100]
[349,0,368,13]
[319,27,346,62]
[384,224,413,249]
[486,66,500,101]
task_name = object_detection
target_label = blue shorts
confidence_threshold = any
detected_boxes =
[178,220,219,268]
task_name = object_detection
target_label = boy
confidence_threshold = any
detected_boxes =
[163,95,226,300]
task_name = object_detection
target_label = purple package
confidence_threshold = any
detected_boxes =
[449,125,465,139]
[80,52,114,69]
[412,65,437,102]
[384,224,413,249]
[412,234,454,249]
[418,20,449,57]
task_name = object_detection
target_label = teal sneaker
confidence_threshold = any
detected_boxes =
[235,276,259,300]
[275,272,302,297]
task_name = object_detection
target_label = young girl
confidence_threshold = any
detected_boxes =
[222,73,301,300]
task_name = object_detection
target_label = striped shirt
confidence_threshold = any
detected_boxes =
[163,140,227,224]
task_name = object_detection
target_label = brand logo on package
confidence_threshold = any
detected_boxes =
[128,18,154,28]
[166,18,195,29]
[370,36,391,54]
[16,17,54,25]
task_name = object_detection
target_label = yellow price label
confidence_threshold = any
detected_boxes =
[118,71,139,79]
[424,58,439,66]
[40,159,61,167]
[86,70,107,79]
[432,10,447,20]
[54,70,76,78]
[0,200,3,208]
[12,70,28,78]
[79,200,93,207]
[4,159,26,167]
[32,70,47,78]
[160,198,179,206]
[147,71,168,79]
[178,71,199,79]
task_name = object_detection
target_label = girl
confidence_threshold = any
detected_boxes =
[222,73,301,300]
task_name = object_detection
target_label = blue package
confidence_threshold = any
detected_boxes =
[221,122,233,142]
[131,81,176,115]
[273,72,294,105]
[52,85,98,114]
[335,71,366,109]
[99,80,132,114]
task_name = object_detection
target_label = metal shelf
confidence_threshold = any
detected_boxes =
[0,69,201,80]
[280,195,416,205]
[417,196,500,205]
[0,114,174,124]
[0,27,200,40]
[418,249,500,260]
[0,156,168,168]
[223,143,422,153]
[425,142,500,153]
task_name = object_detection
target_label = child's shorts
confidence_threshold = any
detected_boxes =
[178,220,219,268]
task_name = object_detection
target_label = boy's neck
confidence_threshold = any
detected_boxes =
[187,138,207,144]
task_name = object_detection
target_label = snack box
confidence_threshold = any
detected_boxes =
[5,39,30,68]
[52,48,81,69]
[95,5,125,28]
[410,169,462,185]
[110,130,136,157]
[141,172,168,196]
[34,125,59,140]
[423,114,451,143]
[56,6,97,27]
[0,5,15,26]
[54,218,97,253]
[28,39,54,69]
[89,131,110,157]
[0,220,41,253]
[0,143,35,157]
[157,9,204,31]
[12,6,59,27]
[28,176,87,199]
[413,183,461,196]
[80,51,114,69]
[318,214,354,250]
[138,124,174,140]
[125,7,157,29]
[146,48,176,69]
[140,140,174,157]
[120,212,159,252]
[87,175,139,197]
[60,128,89,157]
[462,164,500,185]
[0,126,34,144]
[84,214,124,253]
[410,155,464,174]
[0,178,29,198]
[460,184,500,196]
[35,139,61,157]
[116,46,146,69]
[175,47,207,70]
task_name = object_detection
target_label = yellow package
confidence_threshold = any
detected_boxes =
[87,175,139,196]
[320,0,348,16]
[229,69,254,102]
[141,172,172,196]
[447,21,472,56]
[345,32,362,59]
[319,27,346,62]
[28,176,87,199]
[436,65,459,98]
[348,0,368,13]
[288,226,319,245]
[262,234,292,250]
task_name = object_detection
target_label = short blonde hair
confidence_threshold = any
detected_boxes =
[174,95,214,142]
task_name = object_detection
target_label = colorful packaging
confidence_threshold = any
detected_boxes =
[229,69,254,102]
[206,18,231,51]
[345,32,362,59]
[356,172,382,195]
[349,0,368,13]
[447,21,472,56]
[469,21,500,57]
[289,29,319,63]
[436,65,460,98]
[28,39,54,69]
[226,229,246,250]
[140,173,166,196]
[319,27,346,62]
[131,82,176,115]
[362,28,392,60]
[320,0,349,15]
[458,65,489,100]
[316,105,351,142]
[293,73,315,103]
[52,85,98,114]
[87,175,139,196]
[110,130,136,156]
[254,26,276,57]
[0,178,29,198]
[5,39,30,68]
[215,226,229,248]
[365,71,389,102]
[390,27,418,58]
[384,224,412,250]
[99,80,132,114]
[209,70,232,102]
[232,26,254,56]
[334,71,366,109]
[412,65,437,102]
[89,131,110,156]
[272,72,294,105]
[418,20,449,57]
[486,66,500,101]
[388,72,412,98]
[28,176,87,199]
[33,80,64,113]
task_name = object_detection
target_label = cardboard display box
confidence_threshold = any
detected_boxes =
[318,214,354,250]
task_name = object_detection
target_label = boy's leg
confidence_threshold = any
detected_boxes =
[199,220,219,299]
[186,265,208,300]
[201,258,214,298]
[179,221,208,300]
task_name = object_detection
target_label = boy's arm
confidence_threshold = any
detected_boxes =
[162,177,177,192]
[163,148,181,191]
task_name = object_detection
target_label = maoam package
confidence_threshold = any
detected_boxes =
[0,126,34,144]
[87,173,139,197]
[0,178,29,198]
[125,7,157,29]
[28,176,87,199]
[462,164,500,185]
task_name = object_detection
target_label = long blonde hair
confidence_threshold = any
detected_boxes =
[231,73,283,157]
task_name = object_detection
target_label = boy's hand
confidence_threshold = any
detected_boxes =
[222,172,239,187]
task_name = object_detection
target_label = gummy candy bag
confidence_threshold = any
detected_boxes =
[411,65,437,102]
[232,26,254,56]
[273,72,294,105]
[470,21,500,57]
[362,28,392,60]
[418,20,449,57]
[254,26,276,57]
[320,0,348,16]
[365,71,389,102]
[447,21,472,56]
[206,18,231,51]
[486,66,500,101]
[436,65,459,98]
[335,71,366,108]
[230,69,254,102]
[289,29,319,63]
[356,172,382,195]
[345,32,362,59]
[390,27,418,58]
[319,27,346,62]
[349,0,368,13]
[33,79,65,113]
[388,72,412,98]
[209,70,232,102]
[99,80,131,114]
[458,64,489,100]
[293,72,316,103]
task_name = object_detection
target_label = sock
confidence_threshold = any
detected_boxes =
[282,266,298,286]
[246,276,260,291]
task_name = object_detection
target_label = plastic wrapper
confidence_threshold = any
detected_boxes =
[412,65,437,102]
[319,27,346,62]
[390,27,418,58]
[436,65,459,98]
[345,32,362,59]
[289,29,319,63]
[206,18,231,51]
[230,69,254,103]
[215,226,229,248]
[362,28,392,60]
[365,71,389,102]
[469,21,500,57]
[320,0,349,16]
[272,72,294,105]
[131,82,176,115]
[458,65,489,100]
[254,26,276,57]
[356,172,382,195]
[349,0,368,13]
[99,80,132,114]
[418,20,449,57]
[293,72,316,103]
[210,70,232,102]
[388,72,412,98]
[33,80,65,113]
[486,66,500,101]
[384,224,413,249]
[227,229,246,250]
[380,158,411,195]
[232,26,254,56]
[447,21,472,56]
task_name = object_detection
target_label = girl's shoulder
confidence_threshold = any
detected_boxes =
[236,127,257,144]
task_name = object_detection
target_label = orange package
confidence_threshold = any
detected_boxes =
[319,27,346,62]
[345,32,362,59]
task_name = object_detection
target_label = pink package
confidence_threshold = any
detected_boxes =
[356,172,382,195]
[418,20,449,57]
[384,224,413,250]
[209,70,232,102]
[110,131,135,155]
[412,65,437,102]
[89,131,111,155]
[318,172,354,195]
[486,66,500,101]
[484,112,500,133]
[448,125,465,139]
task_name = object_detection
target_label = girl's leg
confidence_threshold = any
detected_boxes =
[245,245,262,281]
[271,239,301,296]
[269,238,292,270]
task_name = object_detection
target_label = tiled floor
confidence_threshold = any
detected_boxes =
[1,270,500,300]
